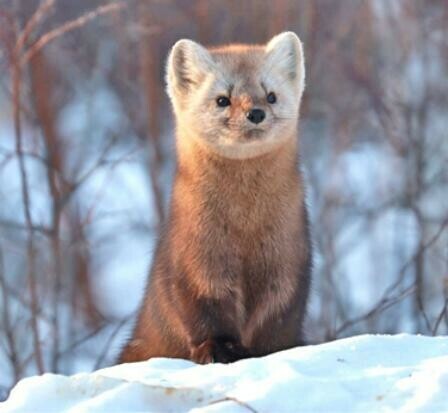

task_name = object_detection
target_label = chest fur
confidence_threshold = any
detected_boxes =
[173,167,303,327]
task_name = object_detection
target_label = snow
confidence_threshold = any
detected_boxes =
[2,334,448,413]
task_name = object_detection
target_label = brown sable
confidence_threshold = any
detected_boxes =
[119,32,312,364]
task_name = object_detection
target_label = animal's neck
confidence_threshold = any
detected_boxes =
[171,132,302,235]
[176,133,299,193]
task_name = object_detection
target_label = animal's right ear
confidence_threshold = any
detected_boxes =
[166,39,214,102]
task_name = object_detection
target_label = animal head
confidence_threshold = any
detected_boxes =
[166,32,305,160]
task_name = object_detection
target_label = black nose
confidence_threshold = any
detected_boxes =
[246,108,266,124]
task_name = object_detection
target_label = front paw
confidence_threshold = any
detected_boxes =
[190,336,251,364]
[213,336,251,363]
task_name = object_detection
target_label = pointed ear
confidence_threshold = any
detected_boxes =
[265,32,305,88]
[166,39,215,101]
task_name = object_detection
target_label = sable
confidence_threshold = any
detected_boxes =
[119,32,312,364]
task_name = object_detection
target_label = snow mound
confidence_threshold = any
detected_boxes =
[2,334,448,413]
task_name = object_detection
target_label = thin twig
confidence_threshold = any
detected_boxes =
[207,396,258,413]
[1,282,52,323]
[0,249,21,383]
[433,296,448,336]
[94,317,131,370]
[0,219,52,236]
[382,216,448,300]
[57,323,107,358]
[335,285,416,336]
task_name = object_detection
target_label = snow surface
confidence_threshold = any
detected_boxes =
[1,334,447,413]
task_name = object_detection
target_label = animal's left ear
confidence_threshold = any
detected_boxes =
[265,32,305,88]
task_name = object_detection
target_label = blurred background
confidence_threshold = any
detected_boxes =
[0,0,447,397]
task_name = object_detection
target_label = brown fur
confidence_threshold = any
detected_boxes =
[119,33,311,364]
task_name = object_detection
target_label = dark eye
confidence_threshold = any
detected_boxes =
[267,92,277,104]
[216,96,231,107]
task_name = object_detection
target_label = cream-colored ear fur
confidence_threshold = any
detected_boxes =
[265,32,305,94]
[166,39,215,103]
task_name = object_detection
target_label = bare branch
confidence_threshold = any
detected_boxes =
[21,2,125,65]
[11,28,45,373]
[15,0,55,53]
